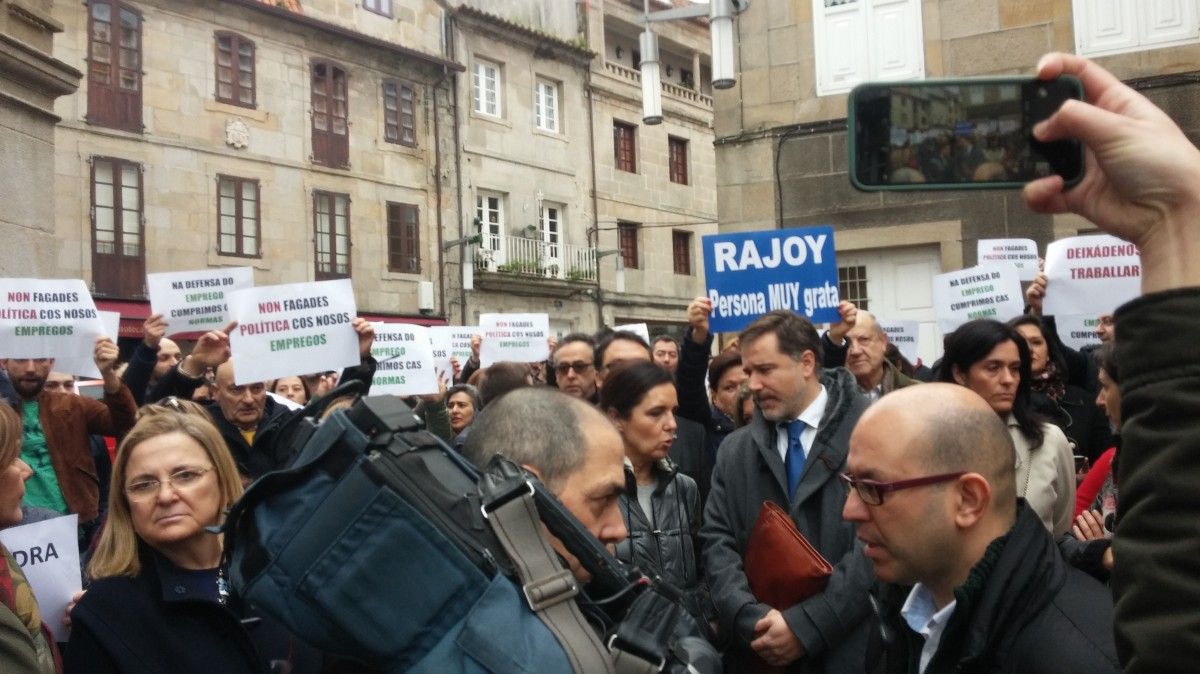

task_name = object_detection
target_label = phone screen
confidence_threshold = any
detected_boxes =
[849,78,1085,190]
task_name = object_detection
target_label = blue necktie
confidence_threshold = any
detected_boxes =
[784,419,806,502]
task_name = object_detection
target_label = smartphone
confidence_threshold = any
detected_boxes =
[848,77,1085,191]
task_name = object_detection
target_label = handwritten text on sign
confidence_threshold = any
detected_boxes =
[976,239,1039,282]
[1056,314,1103,352]
[932,265,1025,332]
[0,514,80,643]
[429,326,481,380]
[1043,234,1141,316]
[878,320,920,365]
[370,323,438,396]
[479,313,549,367]
[0,279,105,378]
[702,226,840,332]
[147,267,254,336]
[227,279,359,384]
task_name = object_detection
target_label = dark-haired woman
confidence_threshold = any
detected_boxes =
[937,319,1076,536]
[599,361,710,628]
[1008,315,1111,461]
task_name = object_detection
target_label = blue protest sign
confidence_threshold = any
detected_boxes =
[702,225,840,333]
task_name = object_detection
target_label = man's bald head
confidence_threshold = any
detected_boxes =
[865,384,1016,516]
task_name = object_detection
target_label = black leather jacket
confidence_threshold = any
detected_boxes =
[615,459,712,623]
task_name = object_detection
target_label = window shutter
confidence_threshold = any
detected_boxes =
[1075,0,1140,55]
[869,0,923,82]
[1140,0,1200,47]
[815,1,869,95]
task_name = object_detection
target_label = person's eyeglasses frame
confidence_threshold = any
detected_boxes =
[125,466,215,501]
[840,471,966,506]
[554,361,594,376]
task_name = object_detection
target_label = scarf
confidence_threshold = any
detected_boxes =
[1030,361,1066,402]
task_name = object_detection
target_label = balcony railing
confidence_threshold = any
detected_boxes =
[475,234,598,283]
[602,61,712,108]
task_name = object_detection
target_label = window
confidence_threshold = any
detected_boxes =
[87,1,142,132]
[535,79,559,133]
[672,231,692,275]
[363,0,393,17]
[540,204,561,262]
[217,176,260,257]
[472,59,501,117]
[838,265,869,311]
[312,61,349,168]
[1073,0,1200,57]
[314,191,351,279]
[215,32,255,107]
[387,202,420,273]
[668,136,689,185]
[618,221,639,270]
[476,191,505,264]
[91,157,145,297]
[813,0,924,96]
[613,121,637,173]
[383,80,417,147]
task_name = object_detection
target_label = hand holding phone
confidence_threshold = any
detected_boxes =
[849,77,1085,190]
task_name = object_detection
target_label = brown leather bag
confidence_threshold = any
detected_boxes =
[744,500,833,611]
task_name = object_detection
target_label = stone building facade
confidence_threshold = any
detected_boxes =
[1,0,80,277]
[715,0,1200,360]
[50,0,460,337]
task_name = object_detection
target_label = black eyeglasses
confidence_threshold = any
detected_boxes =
[841,471,966,506]
[554,361,593,376]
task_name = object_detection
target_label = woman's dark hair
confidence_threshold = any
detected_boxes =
[599,360,674,419]
[1007,314,1068,377]
[707,349,742,391]
[936,318,1045,448]
[1093,342,1119,384]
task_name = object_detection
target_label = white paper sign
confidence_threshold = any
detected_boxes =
[932,265,1025,333]
[429,326,481,380]
[97,310,121,341]
[976,238,1039,281]
[878,320,920,365]
[479,313,550,367]
[613,323,651,344]
[0,279,105,378]
[1043,234,1140,316]
[370,323,439,396]
[226,279,359,385]
[0,514,80,643]
[147,267,255,337]
[1056,314,1104,352]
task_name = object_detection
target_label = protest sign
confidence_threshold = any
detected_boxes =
[1056,314,1104,352]
[97,310,121,341]
[147,267,254,337]
[479,313,549,367]
[932,265,1024,332]
[1043,234,1140,316]
[0,279,105,378]
[0,514,80,642]
[370,323,439,396]
[429,326,481,380]
[613,323,650,344]
[976,238,1039,281]
[878,320,920,365]
[702,225,840,332]
[226,279,359,384]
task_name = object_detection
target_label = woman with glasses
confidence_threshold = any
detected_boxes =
[599,361,712,632]
[64,413,321,673]
[936,319,1076,536]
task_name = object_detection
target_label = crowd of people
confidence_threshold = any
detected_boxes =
[0,51,1196,672]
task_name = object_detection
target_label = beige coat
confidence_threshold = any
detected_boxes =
[1008,416,1076,536]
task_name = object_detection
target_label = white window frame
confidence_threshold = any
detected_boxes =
[540,203,562,270]
[1073,0,1200,58]
[472,58,501,117]
[534,78,560,133]
[812,0,925,97]
[476,190,506,266]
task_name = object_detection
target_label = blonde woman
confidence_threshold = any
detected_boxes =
[64,413,321,674]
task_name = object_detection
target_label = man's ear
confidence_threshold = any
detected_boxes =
[953,473,992,529]
[521,463,544,483]
[800,349,817,377]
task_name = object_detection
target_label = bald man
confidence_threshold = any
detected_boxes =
[843,384,1118,673]
[826,307,917,401]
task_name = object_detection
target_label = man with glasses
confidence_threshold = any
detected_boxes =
[0,339,137,547]
[843,383,1117,672]
[551,333,598,403]
[701,309,871,671]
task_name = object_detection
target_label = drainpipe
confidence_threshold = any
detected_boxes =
[432,73,447,320]
[585,66,603,329]
[446,10,468,325]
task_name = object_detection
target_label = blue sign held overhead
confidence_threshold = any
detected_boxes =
[702,225,841,333]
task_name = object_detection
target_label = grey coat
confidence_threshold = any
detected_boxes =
[701,368,873,673]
